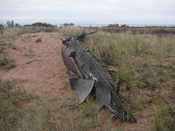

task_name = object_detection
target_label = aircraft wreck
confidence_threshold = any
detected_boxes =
[61,31,136,122]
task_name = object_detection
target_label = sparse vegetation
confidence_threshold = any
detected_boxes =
[60,28,175,130]
[0,27,59,38]
[83,31,175,130]
[0,58,15,70]
[84,32,175,90]
[152,95,175,131]
[59,26,86,38]
[0,39,16,70]
[0,79,32,131]
[0,26,175,130]
[153,109,175,131]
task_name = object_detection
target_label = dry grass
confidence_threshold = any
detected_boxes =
[0,79,33,131]
[152,94,175,131]
[0,26,59,39]
[59,26,87,38]
[84,32,175,90]
[0,28,120,131]
[0,78,122,131]
[60,29,175,130]
[83,31,175,130]
[1,27,175,130]
[0,38,16,70]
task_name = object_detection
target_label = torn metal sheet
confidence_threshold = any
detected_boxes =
[62,46,77,74]
[95,84,111,106]
[70,78,95,103]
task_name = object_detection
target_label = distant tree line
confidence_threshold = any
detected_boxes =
[24,22,56,27]
[63,23,74,27]
[0,20,58,28]
[107,24,129,28]
[106,24,175,28]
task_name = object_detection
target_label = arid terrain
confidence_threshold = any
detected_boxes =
[0,27,175,131]
[0,32,73,100]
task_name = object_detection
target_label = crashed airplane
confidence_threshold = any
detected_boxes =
[61,31,136,122]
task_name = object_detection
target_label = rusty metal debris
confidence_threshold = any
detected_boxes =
[61,31,136,122]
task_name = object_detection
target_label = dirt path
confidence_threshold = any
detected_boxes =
[1,32,75,105]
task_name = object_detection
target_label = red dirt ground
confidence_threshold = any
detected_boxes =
[0,32,75,105]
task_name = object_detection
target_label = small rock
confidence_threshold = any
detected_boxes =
[35,38,42,43]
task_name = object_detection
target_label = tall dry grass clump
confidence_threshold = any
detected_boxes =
[59,26,87,38]
[84,32,175,90]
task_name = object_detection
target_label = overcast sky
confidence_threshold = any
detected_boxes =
[0,0,174,26]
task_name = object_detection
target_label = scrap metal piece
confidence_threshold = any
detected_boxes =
[61,46,77,74]
[70,78,95,103]
[96,84,111,106]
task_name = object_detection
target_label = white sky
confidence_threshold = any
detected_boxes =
[0,0,175,25]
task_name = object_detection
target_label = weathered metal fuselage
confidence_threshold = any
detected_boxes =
[61,33,136,122]
[64,38,113,106]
